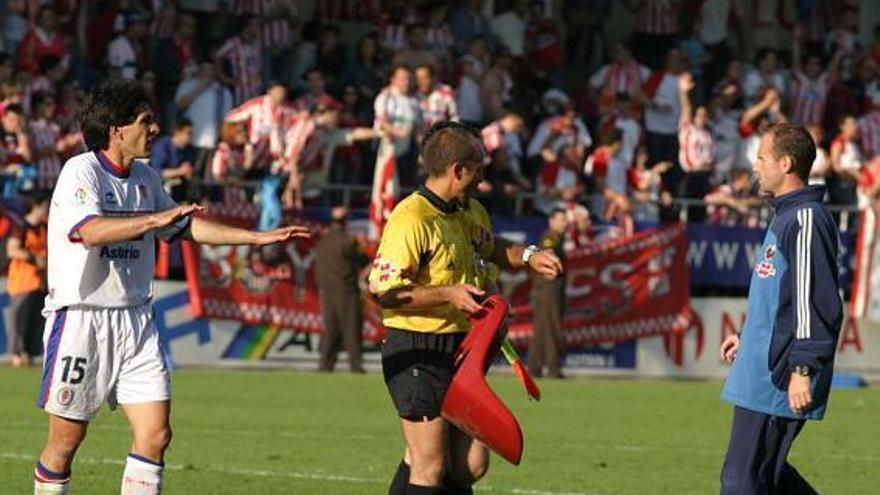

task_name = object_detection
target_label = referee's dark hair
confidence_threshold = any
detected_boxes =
[419,121,484,177]
[765,123,816,182]
[80,79,151,151]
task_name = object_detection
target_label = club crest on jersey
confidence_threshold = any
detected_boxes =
[756,244,777,278]
[104,191,117,205]
[57,387,74,406]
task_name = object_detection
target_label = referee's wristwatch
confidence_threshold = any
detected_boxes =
[522,245,540,266]
[791,365,812,377]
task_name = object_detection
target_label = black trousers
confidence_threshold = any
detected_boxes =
[318,289,364,372]
[720,406,819,495]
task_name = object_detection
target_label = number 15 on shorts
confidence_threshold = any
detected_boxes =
[59,356,88,384]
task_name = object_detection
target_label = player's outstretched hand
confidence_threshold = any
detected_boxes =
[720,334,739,363]
[447,284,485,314]
[154,204,206,228]
[529,250,563,279]
[253,225,312,245]
[788,373,812,415]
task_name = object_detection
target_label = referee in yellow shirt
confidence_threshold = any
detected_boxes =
[369,122,563,495]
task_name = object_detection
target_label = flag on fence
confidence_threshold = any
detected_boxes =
[369,137,399,241]
[852,206,880,321]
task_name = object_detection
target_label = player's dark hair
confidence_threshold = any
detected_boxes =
[80,79,152,151]
[549,207,567,218]
[765,123,816,182]
[419,121,483,178]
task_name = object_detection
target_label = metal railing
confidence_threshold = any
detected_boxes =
[193,179,865,233]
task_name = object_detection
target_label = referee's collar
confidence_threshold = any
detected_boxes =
[418,185,463,214]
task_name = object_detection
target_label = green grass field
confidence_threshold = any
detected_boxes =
[0,368,876,494]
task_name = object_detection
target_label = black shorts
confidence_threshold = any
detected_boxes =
[381,328,465,420]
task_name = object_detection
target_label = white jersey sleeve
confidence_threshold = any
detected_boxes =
[54,156,104,242]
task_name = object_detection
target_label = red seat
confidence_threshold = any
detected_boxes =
[441,295,524,465]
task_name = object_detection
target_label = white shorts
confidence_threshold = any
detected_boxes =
[37,304,171,421]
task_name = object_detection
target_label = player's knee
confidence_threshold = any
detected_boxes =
[468,456,489,481]
[135,425,172,456]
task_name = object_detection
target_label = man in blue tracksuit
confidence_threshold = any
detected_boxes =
[719,124,843,495]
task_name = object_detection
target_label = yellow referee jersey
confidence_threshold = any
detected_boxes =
[368,187,496,334]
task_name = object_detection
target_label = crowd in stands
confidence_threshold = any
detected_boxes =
[0,0,879,241]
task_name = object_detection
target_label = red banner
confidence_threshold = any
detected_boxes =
[183,206,691,347]
[502,224,693,348]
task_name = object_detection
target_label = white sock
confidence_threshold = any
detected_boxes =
[34,462,70,494]
[121,453,164,495]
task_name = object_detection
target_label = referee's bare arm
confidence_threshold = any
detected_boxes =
[492,237,563,279]
[376,284,485,314]
[77,204,205,247]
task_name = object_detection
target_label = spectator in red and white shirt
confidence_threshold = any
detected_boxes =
[481,111,529,210]
[527,106,592,161]
[742,48,787,105]
[536,133,586,215]
[789,26,842,127]
[374,66,421,159]
[625,0,681,69]
[294,69,338,112]
[414,65,459,128]
[224,81,298,173]
[858,108,880,162]
[858,156,880,209]
[643,48,686,173]
[590,41,651,119]
[602,92,643,168]
[214,16,264,104]
[28,92,79,190]
[16,6,68,75]
[629,145,673,223]
[678,73,715,222]
[705,167,762,227]
[231,0,296,50]
[583,128,633,233]
[211,121,256,205]
[282,99,382,209]
[829,114,865,206]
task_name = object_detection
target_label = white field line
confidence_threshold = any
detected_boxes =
[1,451,613,495]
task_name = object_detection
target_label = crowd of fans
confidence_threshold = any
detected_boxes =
[0,1,878,237]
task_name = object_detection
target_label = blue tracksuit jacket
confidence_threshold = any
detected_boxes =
[721,185,843,420]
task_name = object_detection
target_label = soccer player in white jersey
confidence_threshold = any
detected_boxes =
[32,79,309,495]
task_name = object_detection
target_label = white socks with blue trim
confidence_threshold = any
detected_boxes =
[34,462,70,494]
[121,453,164,495]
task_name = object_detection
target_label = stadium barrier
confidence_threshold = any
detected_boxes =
[1,281,875,380]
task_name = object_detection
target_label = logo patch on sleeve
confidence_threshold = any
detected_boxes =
[756,244,777,278]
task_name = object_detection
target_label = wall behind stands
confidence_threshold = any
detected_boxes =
[2,281,876,381]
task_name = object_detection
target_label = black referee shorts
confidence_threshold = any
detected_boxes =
[381,328,466,421]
